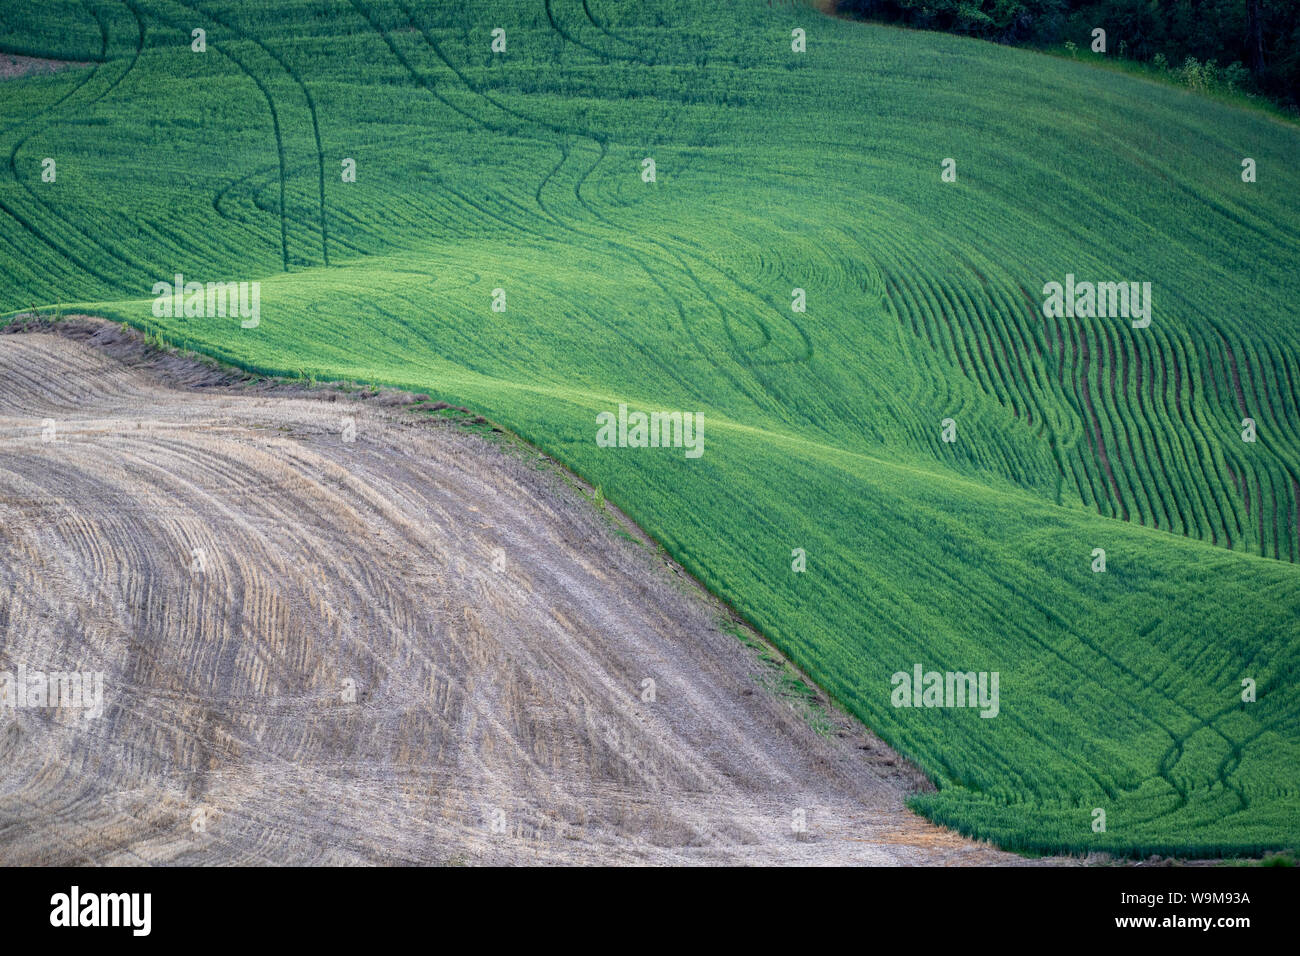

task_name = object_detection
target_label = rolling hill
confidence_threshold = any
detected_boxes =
[1,0,1298,857]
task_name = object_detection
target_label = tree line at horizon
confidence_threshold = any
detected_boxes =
[837,0,1299,110]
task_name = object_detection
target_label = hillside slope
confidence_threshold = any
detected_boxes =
[0,323,1034,865]
[0,0,1297,856]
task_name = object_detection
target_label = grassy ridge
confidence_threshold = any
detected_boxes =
[1,0,1298,856]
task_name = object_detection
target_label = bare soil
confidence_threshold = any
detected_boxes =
[0,318,1058,865]
[0,54,91,81]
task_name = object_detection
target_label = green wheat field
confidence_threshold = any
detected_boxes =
[2,0,1298,857]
